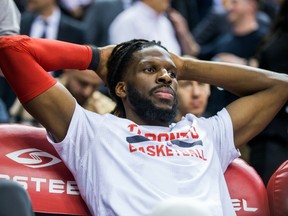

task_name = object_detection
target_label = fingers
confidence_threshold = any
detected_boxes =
[96,45,116,84]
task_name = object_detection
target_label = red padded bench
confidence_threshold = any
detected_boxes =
[0,124,270,215]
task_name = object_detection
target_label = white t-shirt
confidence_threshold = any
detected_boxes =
[108,1,181,55]
[49,104,239,216]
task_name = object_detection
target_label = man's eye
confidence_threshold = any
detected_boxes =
[144,67,155,73]
[168,71,176,78]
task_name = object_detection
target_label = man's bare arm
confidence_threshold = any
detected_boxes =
[174,57,288,148]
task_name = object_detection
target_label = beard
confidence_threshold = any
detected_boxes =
[127,83,177,124]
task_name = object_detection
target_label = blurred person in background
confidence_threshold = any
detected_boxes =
[171,0,214,32]
[21,0,85,44]
[198,0,269,118]
[20,0,86,77]
[83,0,127,46]
[198,0,269,61]
[108,0,199,56]
[60,69,116,114]
[10,69,115,126]
[58,0,92,20]
[192,0,232,47]
[175,80,210,122]
[171,0,272,50]
[21,2,85,45]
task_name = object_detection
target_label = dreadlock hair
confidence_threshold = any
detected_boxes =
[107,39,168,118]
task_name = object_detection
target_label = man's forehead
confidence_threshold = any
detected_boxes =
[134,46,172,62]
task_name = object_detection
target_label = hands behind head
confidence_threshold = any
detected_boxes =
[169,52,196,80]
[169,52,184,70]
[96,44,116,85]
[95,45,194,84]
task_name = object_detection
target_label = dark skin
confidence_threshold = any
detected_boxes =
[21,45,288,150]
[115,47,178,126]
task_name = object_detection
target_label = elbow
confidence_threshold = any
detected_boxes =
[274,73,288,101]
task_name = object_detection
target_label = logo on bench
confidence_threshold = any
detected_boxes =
[6,148,61,168]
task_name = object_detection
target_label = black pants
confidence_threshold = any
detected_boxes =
[0,179,34,216]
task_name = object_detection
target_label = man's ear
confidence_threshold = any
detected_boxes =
[115,81,127,98]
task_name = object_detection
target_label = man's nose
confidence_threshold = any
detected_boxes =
[157,69,172,84]
[192,85,201,96]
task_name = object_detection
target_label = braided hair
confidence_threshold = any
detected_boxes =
[107,39,168,117]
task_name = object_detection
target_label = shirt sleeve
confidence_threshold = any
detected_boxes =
[210,108,240,172]
[47,103,104,173]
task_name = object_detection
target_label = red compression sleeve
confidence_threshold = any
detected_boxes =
[0,35,93,104]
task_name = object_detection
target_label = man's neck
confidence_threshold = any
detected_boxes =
[126,111,170,127]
